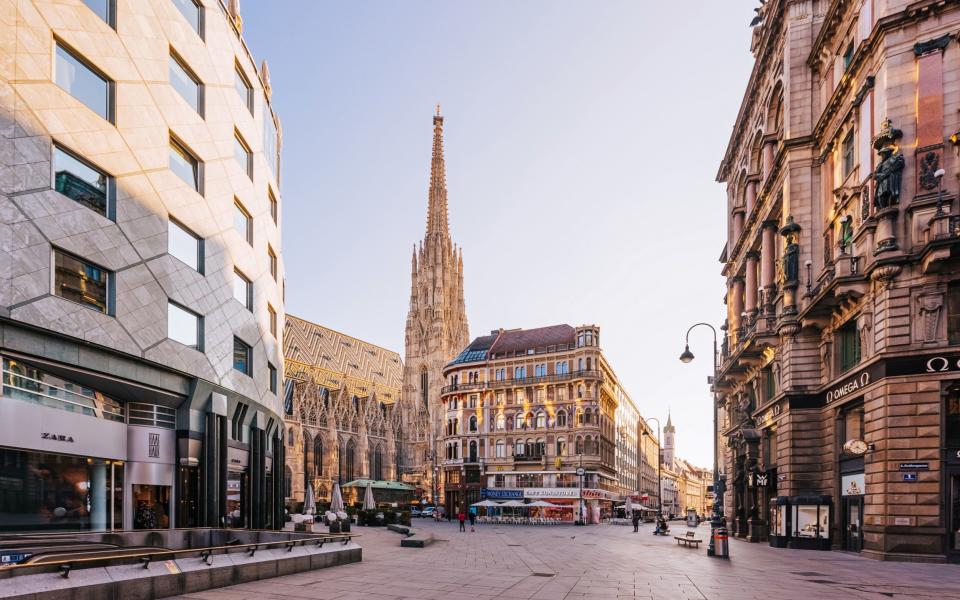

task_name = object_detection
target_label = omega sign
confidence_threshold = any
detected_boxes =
[925,356,960,372]
[826,371,871,403]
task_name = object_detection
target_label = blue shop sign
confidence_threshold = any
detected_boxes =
[481,488,523,499]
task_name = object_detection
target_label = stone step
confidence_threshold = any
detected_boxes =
[400,533,434,548]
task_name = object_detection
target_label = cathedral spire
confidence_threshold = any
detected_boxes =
[426,107,450,239]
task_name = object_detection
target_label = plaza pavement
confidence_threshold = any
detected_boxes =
[170,520,960,600]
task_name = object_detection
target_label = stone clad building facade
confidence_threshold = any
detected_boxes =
[1,0,286,531]
[718,0,960,561]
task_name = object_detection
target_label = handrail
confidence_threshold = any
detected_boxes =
[2,368,124,422]
[0,532,359,576]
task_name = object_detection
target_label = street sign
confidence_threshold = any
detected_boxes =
[575,467,585,476]
[902,472,918,482]
[898,462,929,470]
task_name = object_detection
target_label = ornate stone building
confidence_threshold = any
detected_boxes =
[718,0,960,561]
[282,315,430,507]
[403,109,470,502]
[439,324,638,522]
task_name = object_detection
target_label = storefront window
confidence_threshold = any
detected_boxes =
[133,484,171,529]
[947,388,960,448]
[792,503,829,539]
[0,448,122,531]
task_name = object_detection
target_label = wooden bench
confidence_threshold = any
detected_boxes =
[674,530,703,548]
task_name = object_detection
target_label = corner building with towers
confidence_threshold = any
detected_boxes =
[718,0,960,561]
[1,0,286,531]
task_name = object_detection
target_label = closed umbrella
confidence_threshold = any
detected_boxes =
[363,482,376,510]
[304,482,317,515]
[331,482,344,512]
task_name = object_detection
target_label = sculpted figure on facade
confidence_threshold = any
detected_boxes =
[872,118,905,210]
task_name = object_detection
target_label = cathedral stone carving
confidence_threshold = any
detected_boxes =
[403,110,470,503]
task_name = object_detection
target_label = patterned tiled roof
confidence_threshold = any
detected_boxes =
[283,315,403,397]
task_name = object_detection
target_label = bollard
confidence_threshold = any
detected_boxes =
[713,526,729,558]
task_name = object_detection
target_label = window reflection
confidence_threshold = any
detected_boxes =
[167,301,200,349]
[169,138,199,192]
[0,448,123,531]
[54,250,109,313]
[172,0,201,36]
[169,54,201,114]
[82,0,113,27]
[168,219,201,272]
[233,337,251,375]
[54,146,108,216]
[55,44,111,121]
[233,270,251,309]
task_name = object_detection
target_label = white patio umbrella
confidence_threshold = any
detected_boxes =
[303,482,317,515]
[471,500,501,507]
[331,482,344,512]
[500,500,526,507]
[362,482,376,510]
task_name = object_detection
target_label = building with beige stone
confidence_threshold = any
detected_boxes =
[402,109,470,504]
[281,315,429,508]
[0,0,286,531]
[438,324,639,523]
[717,0,960,561]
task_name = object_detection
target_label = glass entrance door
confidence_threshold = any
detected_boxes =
[843,496,862,552]
[949,472,960,562]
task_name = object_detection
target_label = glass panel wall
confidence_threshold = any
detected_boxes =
[2,357,124,422]
[0,448,122,531]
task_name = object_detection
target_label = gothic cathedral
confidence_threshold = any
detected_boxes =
[403,109,470,501]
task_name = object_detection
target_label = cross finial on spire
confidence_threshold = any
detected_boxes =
[425,109,449,238]
[436,103,441,117]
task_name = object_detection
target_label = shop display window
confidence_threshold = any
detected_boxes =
[792,503,829,539]
[133,484,171,529]
[0,448,122,531]
[770,502,786,537]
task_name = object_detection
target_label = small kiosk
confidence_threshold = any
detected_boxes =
[788,495,832,550]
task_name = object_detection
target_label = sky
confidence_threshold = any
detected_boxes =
[242,1,757,468]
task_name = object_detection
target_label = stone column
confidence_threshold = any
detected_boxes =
[746,181,757,216]
[760,221,777,312]
[90,460,108,531]
[731,277,745,340]
[762,141,775,183]
[745,252,759,317]
[732,208,745,243]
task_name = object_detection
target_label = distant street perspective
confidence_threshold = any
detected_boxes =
[5,0,960,599]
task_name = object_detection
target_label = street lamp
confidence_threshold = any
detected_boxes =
[679,322,726,558]
[641,418,662,523]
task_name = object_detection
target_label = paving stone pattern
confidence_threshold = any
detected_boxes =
[170,521,960,600]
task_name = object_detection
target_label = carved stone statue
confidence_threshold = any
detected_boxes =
[779,216,801,285]
[873,146,905,210]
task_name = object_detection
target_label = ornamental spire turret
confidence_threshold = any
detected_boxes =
[426,105,450,240]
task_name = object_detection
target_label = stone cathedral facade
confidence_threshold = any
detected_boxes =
[403,110,471,503]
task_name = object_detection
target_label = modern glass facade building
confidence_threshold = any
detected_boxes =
[0,0,285,531]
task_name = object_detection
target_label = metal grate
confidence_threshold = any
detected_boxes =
[127,403,176,429]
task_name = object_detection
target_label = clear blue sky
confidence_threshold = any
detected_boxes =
[242,1,756,467]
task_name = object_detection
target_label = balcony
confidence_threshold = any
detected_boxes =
[441,370,601,394]
[513,454,545,463]
[921,213,960,273]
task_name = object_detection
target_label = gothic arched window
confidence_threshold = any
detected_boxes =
[420,367,428,407]
[575,436,584,455]
[345,440,356,482]
[535,412,546,428]
[469,441,478,462]
[287,427,294,447]
[469,415,477,432]
[314,437,324,476]
[370,445,383,481]
[284,466,292,498]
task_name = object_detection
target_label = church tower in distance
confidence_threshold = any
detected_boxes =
[403,108,470,502]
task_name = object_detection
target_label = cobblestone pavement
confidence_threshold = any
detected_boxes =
[171,520,960,600]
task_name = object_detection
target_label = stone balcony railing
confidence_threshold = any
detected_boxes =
[441,370,601,394]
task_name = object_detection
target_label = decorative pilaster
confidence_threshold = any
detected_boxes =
[760,220,778,313]
[745,251,760,317]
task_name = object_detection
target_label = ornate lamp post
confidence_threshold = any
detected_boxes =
[679,322,727,557]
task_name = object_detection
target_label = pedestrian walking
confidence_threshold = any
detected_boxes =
[458,510,466,532]
[469,510,476,532]
[631,510,641,533]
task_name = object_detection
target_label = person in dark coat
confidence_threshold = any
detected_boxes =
[631,510,641,533]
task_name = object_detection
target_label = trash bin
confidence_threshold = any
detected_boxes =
[713,526,729,558]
